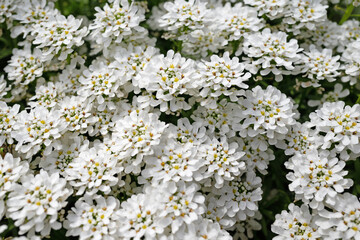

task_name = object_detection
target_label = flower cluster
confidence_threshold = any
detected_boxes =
[0,0,360,239]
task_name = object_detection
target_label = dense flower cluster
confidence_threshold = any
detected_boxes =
[0,0,360,239]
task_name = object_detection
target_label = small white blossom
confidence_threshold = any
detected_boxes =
[29,80,66,109]
[244,0,288,20]
[0,153,29,218]
[217,171,262,221]
[65,195,120,240]
[286,150,353,210]
[237,85,297,144]
[12,106,67,159]
[118,192,168,239]
[299,45,340,87]
[156,181,205,233]
[342,39,360,85]
[179,218,232,240]
[7,170,72,237]
[31,14,88,61]
[110,110,167,174]
[11,0,59,38]
[191,99,240,137]
[309,101,360,157]
[158,0,213,36]
[59,96,92,133]
[136,50,197,113]
[316,193,360,239]
[283,0,328,34]
[237,136,274,174]
[278,122,320,156]
[4,45,44,85]
[243,29,302,81]
[89,0,145,49]
[0,102,19,146]
[141,139,201,183]
[216,3,264,41]
[196,52,250,109]
[39,133,89,178]
[66,146,121,195]
[79,59,127,111]
[197,137,245,188]
[271,203,321,239]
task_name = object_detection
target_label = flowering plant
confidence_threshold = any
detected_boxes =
[0,0,360,239]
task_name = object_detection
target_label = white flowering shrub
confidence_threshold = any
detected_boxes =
[0,0,360,239]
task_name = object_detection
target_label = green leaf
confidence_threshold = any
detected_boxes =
[0,49,12,59]
[339,3,355,25]
[356,95,360,104]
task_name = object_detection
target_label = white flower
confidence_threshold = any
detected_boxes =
[305,21,341,50]
[338,20,360,52]
[158,0,213,35]
[195,52,250,109]
[286,150,353,210]
[167,118,208,146]
[244,0,288,20]
[217,171,262,221]
[243,29,302,81]
[0,102,19,146]
[110,110,167,174]
[197,137,245,188]
[109,45,159,91]
[141,139,202,183]
[216,3,264,41]
[39,133,89,178]
[59,96,92,133]
[11,0,59,38]
[191,99,240,137]
[156,181,206,233]
[89,0,145,49]
[316,193,360,239]
[58,66,84,95]
[342,39,360,85]
[87,104,119,137]
[12,106,67,159]
[7,170,72,237]
[204,197,230,229]
[0,75,8,100]
[299,45,340,88]
[65,195,120,240]
[79,59,127,111]
[181,27,228,58]
[309,101,360,157]
[179,218,232,240]
[231,211,262,240]
[136,50,197,113]
[4,45,44,85]
[31,14,88,61]
[140,118,207,183]
[237,85,297,144]
[66,146,121,196]
[0,0,16,23]
[118,193,168,239]
[271,203,321,239]
[277,122,320,156]
[0,153,29,218]
[29,80,66,109]
[283,0,328,34]
[236,136,274,174]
